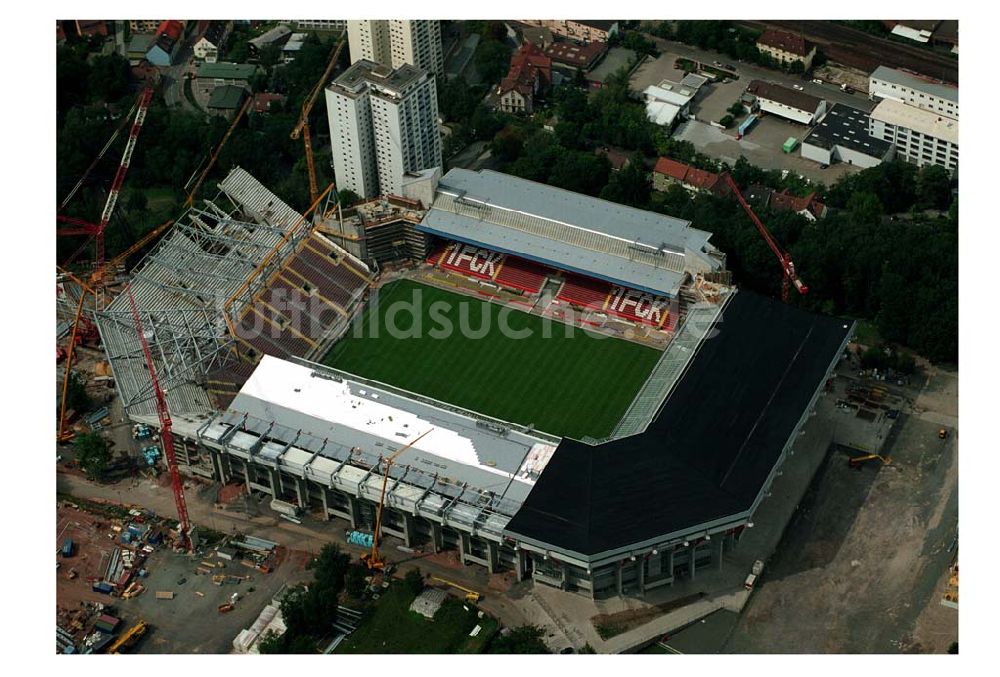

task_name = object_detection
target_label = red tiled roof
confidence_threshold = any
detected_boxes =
[253,92,285,113]
[653,157,689,181]
[157,20,183,41]
[771,190,826,217]
[757,28,812,57]
[653,157,725,192]
[500,42,552,96]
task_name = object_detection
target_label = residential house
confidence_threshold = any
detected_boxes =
[127,34,156,65]
[75,20,109,38]
[281,33,309,63]
[652,158,731,197]
[770,190,827,221]
[497,43,552,115]
[755,28,816,70]
[206,85,248,120]
[518,24,554,49]
[193,20,231,63]
[146,20,184,67]
[253,92,286,114]
[746,80,827,125]
[194,62,258,97]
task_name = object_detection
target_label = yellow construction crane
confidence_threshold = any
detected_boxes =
[108,620,147,654]
[291,35,346,203]
[361,428,434,572]
[848,453,892,468]
[185,95,252,207]
[431,577,482,603]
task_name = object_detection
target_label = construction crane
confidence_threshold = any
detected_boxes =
[125,283,193,552]
[361,428,435,572]
[722,173,808,303]
[108,620,147,654]
[291,35,346,203]
[57,87,154,301]
[184,95,252,207]
[431,577,482,602]
[847,453,892,469]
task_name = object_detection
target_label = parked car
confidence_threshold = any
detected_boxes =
[812,78,823,84]
[792,84,804,91]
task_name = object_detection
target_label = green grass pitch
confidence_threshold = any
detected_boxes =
[322,280,661,439]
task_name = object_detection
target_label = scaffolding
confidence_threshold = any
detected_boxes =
[95,168,311,418]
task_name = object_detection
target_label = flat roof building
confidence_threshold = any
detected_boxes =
[801,104,894,169]
[869,97,958,172]
[868,65,958,120]
[747,80,827,125]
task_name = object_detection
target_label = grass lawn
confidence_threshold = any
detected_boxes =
[336,584,497,654]
[323,280,661,439]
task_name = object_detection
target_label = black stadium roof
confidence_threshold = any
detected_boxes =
[504,290,850,558]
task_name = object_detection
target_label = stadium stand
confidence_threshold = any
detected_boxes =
[494,256,551,294]
[556,275,673,328]
[556,273,612,309]
[436,242,505,282]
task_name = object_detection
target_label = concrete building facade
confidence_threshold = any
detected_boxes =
[747,80,827,125]
[800,104,894,169]
[868,98,958,172]
[347,20,443,77]
[868,65,958,120]
[326,60,442,200]
[519,20,619,44]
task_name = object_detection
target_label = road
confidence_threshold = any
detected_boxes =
[161,40,197,112]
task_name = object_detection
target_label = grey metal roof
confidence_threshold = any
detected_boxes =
[442,169,703,246]
[804,104,892,156]
[423,169,718,296]
[419,210,687,297]
[870,66,958,103]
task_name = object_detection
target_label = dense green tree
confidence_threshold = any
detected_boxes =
[548,151,611,196]
[847,191,884,225]
[491,126,525,162]
[88,53,131,103]
[600,153,651,207]
[338,189,361,207]
[403,567,425,596]
[64,372,92,414]
[74,432,110,480]
[475,39,513,84]
[489,625,550,654]
[916,165,954,211]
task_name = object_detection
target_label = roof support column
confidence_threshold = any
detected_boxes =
[716,536,725,571]
[486,540,499,575]
[615,561,623,595]
[430,522,443,553]
[319,485,330,521]
[515,548,527,582]
[636,557,646,597]
[689,543,697,580]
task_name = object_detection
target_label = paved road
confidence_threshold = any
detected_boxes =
[162,41,197,112]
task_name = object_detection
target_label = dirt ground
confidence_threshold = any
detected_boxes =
[721,366,958,653]
[118,546,313,654]
[56,506,122,611]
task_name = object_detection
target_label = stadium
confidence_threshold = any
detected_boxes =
[85,166,851,599]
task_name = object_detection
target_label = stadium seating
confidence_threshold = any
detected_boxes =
[556,274,612,309]
[494,256,551,294]
[437,242,506,282]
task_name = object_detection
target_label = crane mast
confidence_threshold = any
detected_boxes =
[723,173,808,302]
[124,283,193,552]
[291,36,346,203]
[362,428,434,571]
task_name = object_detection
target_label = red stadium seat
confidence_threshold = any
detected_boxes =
[494,256,551,294]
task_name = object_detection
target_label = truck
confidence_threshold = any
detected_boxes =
[61,538,74,558]
[745,560,765,590]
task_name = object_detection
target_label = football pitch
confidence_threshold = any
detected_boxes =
[322,280,661,439]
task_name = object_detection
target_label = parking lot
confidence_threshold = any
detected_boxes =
[630,44,872,185]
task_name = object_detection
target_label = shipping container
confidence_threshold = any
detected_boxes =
[61,539,74,557]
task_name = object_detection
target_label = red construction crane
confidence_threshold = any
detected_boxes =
[125,283,193,552]
[723,173,808,302]
[58,87,154,297]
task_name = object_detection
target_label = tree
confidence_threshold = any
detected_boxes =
[87,53,130,103]
[727,101,745,117]
[475,39,513,85]
[916,165,953,211]
[847,191,883,225]
[403,567,425,596]
[64,371,92,414]
[338,188,361,207]
[600,153,651,207]
[74,432,110,480]
[719,114,734,128]
[489,625,550,654]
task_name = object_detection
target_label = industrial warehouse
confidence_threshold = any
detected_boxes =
[70,165,851,599]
